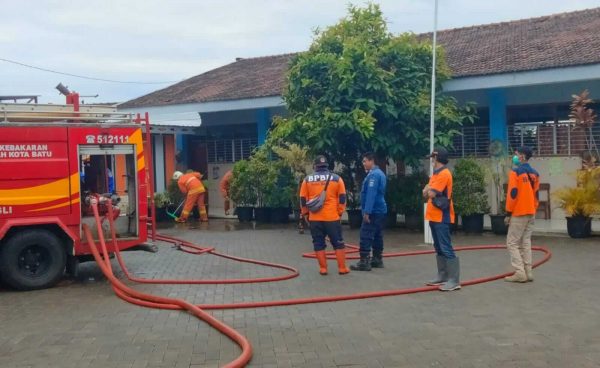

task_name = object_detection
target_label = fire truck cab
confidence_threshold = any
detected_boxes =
[0,101,152,290]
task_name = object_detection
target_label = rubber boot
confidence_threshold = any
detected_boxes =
[370,251,384,268]
[350,256,372,271]
[315,250,328,275]
[439,257,461,291]
[525,265,534,282]
[504,270,527,283]
[335,249,350,275]
[426,255,448,286]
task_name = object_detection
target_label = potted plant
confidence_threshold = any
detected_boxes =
[553,167,600,238]
[265,164,294,223]
[230,159,257,222]
[250,148,275,223]
[398,171,428,231]
[271,143,311,225]
[164,178,185,218]
[153,192,171,222]
[453,158,490,233]
[339,166,362,228]
[346,191,363,228]
[487,140,512,235]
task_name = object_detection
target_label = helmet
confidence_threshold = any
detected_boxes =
[172,171,183,180]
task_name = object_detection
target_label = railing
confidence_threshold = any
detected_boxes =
[206,137,258,163]
[448,126,490,158]
[447,123,600,158]
[508,122,600,156]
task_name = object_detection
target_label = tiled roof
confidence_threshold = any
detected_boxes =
[120,7,600,108]
[430,7,600,78]
[119,54,296,109]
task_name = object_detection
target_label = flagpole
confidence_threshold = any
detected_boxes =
[424,0,438,245]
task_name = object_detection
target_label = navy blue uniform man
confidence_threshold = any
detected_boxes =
[351,152,387,271]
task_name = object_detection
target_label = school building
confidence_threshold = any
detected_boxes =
[118,7,600,230]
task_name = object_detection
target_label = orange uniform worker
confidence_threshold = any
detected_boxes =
[172,171,208,222]
[219,170,233,215]
[424,147,460,291]
[299,155,349,276]
[504,146,539,283]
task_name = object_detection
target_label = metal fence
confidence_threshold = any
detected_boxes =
[447,123,600,158]
[508,122,600,156]
[205,137,258,163]
[448,126,490,158]
[199,122,599,162]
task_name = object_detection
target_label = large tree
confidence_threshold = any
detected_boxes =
[268,4,475,170]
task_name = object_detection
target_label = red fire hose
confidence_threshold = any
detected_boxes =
[85,203,253,368]
[87,203,551,368]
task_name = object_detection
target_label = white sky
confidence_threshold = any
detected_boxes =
[1,0,599,104]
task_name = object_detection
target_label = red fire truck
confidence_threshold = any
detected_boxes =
[0,94,155,290]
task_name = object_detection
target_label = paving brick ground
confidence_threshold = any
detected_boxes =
[1,220,599,368]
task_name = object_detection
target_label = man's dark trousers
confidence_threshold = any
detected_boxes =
[359,213,386,257]
[310,221,344,250]
[429,222,455,259]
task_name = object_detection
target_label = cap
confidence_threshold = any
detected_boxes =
[314,155,328,167]
[516,146,533,160]
[172,171,183,180]
[427,147,449,164]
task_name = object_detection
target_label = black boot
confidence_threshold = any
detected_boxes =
[370,252,384,268]
[350,256,372,271]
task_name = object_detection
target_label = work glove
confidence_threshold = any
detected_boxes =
[504,216,511,226]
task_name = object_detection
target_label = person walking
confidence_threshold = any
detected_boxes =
[504,146,539,283]
[424,147,460,291]
[172,170,208,223]
[299,155,349,276]
[351,152,387,271]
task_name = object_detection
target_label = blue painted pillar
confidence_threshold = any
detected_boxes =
[488,89,507,144]
[256,108,270,145]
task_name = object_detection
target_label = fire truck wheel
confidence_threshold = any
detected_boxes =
[0,229,67,290]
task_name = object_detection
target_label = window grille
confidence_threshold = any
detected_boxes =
[205,138,258,163]
[448,126,490,158]
[508,122,600,156]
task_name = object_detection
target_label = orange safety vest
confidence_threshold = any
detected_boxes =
[506,163,539,216]
[178,172,205,195]
[425,167,455,224]
[299,171,346,222]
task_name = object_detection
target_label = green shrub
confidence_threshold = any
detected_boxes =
[153,192,171,208]
[396,171,429,216]
[453,158,490,216]
[230,159,258,207]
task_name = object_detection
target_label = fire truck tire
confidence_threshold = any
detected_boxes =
[0,229,67,290]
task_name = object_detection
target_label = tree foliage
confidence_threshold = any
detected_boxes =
[268,3,475,170]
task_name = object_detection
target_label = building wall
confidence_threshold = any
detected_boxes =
[205,162,235,218]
